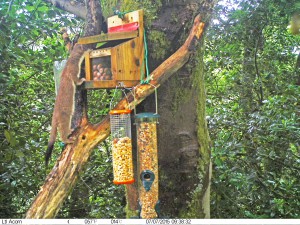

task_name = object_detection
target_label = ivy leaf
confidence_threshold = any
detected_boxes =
[15,150,25,158]
[37,6,48,13]
[4,130,11,143]
[4,130,17,146]
[26,6,35,12]
[215,157,223,167]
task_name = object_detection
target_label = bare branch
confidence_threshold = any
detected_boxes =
[43,0,86,19]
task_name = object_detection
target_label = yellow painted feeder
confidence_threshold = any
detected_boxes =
[109,109,135,185]
[135,112,160,218]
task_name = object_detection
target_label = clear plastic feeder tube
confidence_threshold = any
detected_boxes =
[135,113,160,218]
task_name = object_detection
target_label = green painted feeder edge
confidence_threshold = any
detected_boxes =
[135,112,160,119]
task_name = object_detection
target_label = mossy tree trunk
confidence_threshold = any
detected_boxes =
[134,0,217,218]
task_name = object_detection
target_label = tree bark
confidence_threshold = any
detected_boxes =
[142,0,217,218]
[44,0,86,19]
[25,15,205,218]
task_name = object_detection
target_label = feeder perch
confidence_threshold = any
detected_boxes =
[135,113,160,219]
[110,109,135,185]
[78,10,145,89]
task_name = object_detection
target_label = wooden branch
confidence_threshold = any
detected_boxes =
[25,15,205,219]
[43,0,86,19]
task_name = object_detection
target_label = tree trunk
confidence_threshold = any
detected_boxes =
[140,0,216,218]
[25,13,206,218]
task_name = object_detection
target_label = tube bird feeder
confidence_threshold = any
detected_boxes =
[135,113,160,218]
[110,109,135,185]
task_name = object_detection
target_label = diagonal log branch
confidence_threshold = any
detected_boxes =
[25,15,205,219]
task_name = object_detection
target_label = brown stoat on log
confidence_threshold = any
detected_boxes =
[45,44,88,166]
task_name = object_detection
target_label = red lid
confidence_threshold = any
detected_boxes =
[113,179,135,185]
[108,22,139,33]
[109,109,132,115]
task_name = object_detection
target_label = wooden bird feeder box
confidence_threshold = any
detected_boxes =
[78,10,145,89]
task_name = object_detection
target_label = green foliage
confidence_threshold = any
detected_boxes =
[57,143,126,218]
[0,0,124,218]
[2,0,300,219]
[207,0,300,218]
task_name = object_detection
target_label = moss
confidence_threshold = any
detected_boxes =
[121,0,162,27]
[101,0,118,17]
[194,42,211,167]
[169,74,193,113]
[178,40,211,218]
[179,184,204,218]
[147,30,171,61]
[193,41,211,218]
[170,12,179,24]
[124,204,139,218]
[121,0,140,12]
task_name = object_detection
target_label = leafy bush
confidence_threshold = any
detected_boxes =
[207,0,300,218]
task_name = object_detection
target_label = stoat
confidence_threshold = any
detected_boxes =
[45,44,87,166]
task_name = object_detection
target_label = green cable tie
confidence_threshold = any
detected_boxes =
[59,142,65,149]
[113,9,133,19]
[144,29,149,79]
[140,54,145,82]
[140,29,150,84]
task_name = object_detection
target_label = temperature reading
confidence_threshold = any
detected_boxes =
[111,219,122,224]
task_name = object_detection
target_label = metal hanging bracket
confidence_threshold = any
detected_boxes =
[133,83,159,116]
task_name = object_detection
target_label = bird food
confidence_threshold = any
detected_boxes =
[112,137,134,184]
[110,109,134,185]
[135,113,160,218]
